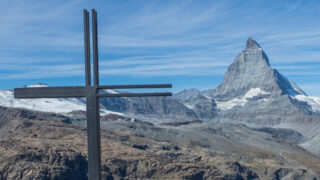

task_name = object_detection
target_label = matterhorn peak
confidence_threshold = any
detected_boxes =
[246,37,261,49]
[210,37,306,101]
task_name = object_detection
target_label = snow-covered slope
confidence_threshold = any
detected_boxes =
[0,83,121,115]
[292,95,320,112]
[0,89,85,113]
[215,88,269,110]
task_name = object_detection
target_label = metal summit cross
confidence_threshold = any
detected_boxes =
[14,9,172,180]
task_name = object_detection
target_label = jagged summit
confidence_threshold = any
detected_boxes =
[246,37,261,49]
[207,37,305,101]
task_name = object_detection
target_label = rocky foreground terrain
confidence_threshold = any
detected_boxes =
[0,106,319,180]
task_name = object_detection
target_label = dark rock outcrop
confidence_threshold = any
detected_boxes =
[159,119,202,126]
[253,127,305,144]
[0,148,88,180]
[100,96,198,121]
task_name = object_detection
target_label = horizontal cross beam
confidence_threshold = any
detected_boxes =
[14,84,172,99]
[98,84,172,89]
[98,92,172,97]
[14,86,88,98]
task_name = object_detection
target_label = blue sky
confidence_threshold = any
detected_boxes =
[0,0,319,96]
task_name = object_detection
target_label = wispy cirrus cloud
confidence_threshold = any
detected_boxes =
[0,0,319,95]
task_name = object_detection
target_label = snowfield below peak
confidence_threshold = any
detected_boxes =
[243,88,269,98]
[292,95,320,112]
[216,88,269,110]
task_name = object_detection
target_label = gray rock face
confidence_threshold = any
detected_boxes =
[100,96,198,121]
[203,37,305,101]
[246,37,261,49]
[174,89,217,120]
[253,127,306,144]
[174,89,201,100]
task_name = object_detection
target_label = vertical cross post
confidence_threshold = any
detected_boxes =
[86,87,101,180]
[84,9,91,86]
[14,9,172,180]
[92,9,99,86]
[85,9,102,180]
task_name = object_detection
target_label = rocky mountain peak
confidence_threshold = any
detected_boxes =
[246,37,261,49]
[208,37,305,101]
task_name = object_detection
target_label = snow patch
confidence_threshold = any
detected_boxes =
[216,98,248,111]
[0,90,85,113]
[100,109,122,116]
[293,95,320,112]
[258,98,270,103]
[184,103,196,110]
[314,97,320,104]
[216,88,270,110]
[203,95,213,100]
[103,89,120,94]
[0,90,122,115]
[25,83,49,88]
[243,88,269,98]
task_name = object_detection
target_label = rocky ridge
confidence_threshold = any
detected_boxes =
[177,38,320,139]
[1,106,320,179]
[173,38,320,158]
[203,37,306,100]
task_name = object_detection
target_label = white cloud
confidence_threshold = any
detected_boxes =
[0,0,319,93]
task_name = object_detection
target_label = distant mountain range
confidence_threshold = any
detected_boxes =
[1,38,320,143]
[1,38,320,179]
[2,38,319,121]
[2,37,320,125]
[0,83,197,121]
[176,37,320,115]
[175,38,320,156]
